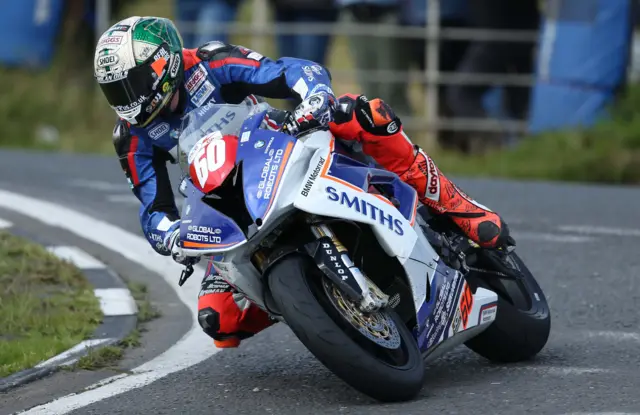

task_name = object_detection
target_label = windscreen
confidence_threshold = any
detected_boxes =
[177,102,267,175]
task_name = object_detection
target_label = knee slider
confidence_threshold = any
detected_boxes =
[197,307,221,338]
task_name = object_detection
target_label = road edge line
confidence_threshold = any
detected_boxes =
[0,189,217,415]
[0,225,138,393]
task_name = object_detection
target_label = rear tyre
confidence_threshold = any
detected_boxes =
[464,251,551,362]
[267,254,424,402]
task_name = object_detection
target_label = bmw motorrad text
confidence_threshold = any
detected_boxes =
[301,156,326,196]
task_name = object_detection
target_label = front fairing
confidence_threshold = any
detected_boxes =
[179,178,247,252]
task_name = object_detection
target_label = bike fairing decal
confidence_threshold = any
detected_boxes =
[179,180,247,251]
[477,302,498,325]
[459,281,474,330]
[239,130,296,222]
[319,151,418,226]
[415,261,465,351]
[325,186,404,236]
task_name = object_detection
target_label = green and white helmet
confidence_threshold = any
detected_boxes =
[94,16,184,127]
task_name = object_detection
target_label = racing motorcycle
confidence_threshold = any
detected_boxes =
[175,101,551,402]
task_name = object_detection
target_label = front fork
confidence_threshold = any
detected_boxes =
[308,223,389,312]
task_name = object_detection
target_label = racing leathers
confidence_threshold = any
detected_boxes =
[113,42,509,348]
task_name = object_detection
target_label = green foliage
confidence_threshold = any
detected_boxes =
[0,232,101,377]
[436,85,640,184]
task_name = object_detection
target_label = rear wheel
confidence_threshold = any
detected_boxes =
[464,251,551,362]
[267,254,424,402]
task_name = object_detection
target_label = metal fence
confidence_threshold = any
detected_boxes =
[95,0,540,139]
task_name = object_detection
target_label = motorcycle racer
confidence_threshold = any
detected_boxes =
[95,16,512,348]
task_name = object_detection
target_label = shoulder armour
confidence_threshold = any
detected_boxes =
[113,119,132,158]
[196,41,233,61]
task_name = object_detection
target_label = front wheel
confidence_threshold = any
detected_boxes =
[267,254,424,402]
[464,251,551,362]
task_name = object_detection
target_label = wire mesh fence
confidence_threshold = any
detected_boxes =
[96,0,540,137]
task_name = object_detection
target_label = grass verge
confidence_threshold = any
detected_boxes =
[0,232,102,378]
[69,280,159,371]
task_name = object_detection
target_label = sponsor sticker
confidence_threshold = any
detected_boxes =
[169,54,181,78]
[459,282,474,330]
[257,148,284,200]
[451,308,462,334]
[325,186,404,235]
[97,55,118,67]
[98,36,123,47]
[153,48,170,61]
[148,122,170,140]
[478,303,497,325]
[423,272,463,349]
[145,93,164,114]
[191,81,215,107]
[300,156,325,197]
[97,70,128,83]
[425,154,441,202]
[186,65,207,93]
[114,95,147,112]
[186,224,223,244]
[110,24,130,32]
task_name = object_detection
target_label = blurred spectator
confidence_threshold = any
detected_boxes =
[400,0,470,147]
[446,0,540,123]
[400,0,470,86]
[57,0,129,75]
[338,0,412,117]
[269,0,339,65]
[176,0,240,48]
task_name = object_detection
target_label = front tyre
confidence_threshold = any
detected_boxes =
[267,255,424,402]
[464,251,551,362]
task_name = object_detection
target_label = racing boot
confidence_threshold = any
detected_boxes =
[329,94,510,249]
[197,260,275,348]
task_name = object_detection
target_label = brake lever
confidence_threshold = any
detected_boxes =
[178,264,195,287]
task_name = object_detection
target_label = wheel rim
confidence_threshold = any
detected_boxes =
[322,278,401,349]
[320,277,411,367]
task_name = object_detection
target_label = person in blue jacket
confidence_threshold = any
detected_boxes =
[94,16,512,348]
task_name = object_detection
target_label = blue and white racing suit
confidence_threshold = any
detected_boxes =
[112,41,333,255]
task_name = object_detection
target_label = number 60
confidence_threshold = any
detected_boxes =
[194,139,226,188]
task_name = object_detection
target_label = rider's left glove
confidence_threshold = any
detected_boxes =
[286,88,337,135]
[163,221,201,266]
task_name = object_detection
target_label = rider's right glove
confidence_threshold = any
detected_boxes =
[163,221,201,267]
[285,89,337,135]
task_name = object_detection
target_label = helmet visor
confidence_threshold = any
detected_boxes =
[98,43,175,126]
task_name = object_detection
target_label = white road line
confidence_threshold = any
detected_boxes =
[46,246,107,269]
[558,225,640,238]
[581,330,640,342]
[512,231,595,243]
[0,218,12,229]
[562,413,640,415]
[35,338,116,369]
[0,189,215,415]
[94,288,138,316]
[68,179,127,192]
[532,366,610,375]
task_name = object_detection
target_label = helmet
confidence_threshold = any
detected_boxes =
[94,16,185,127]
